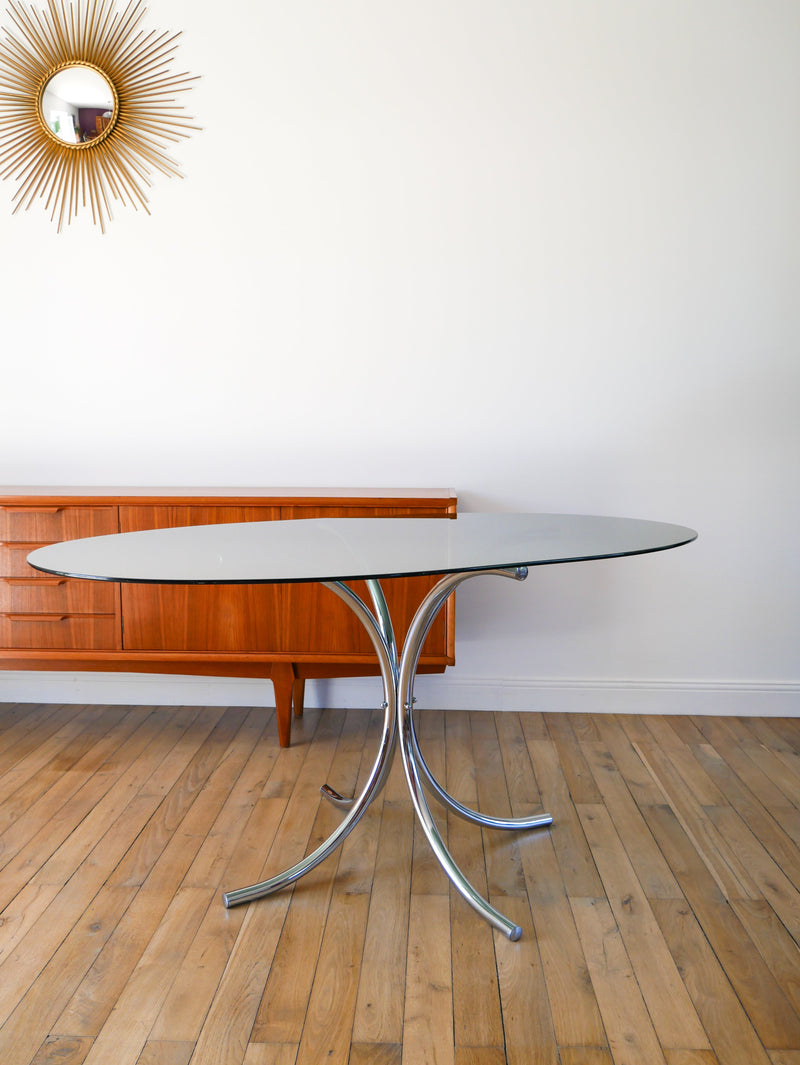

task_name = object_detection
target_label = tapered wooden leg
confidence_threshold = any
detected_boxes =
[272,662,296,747]
[292,678,305,717]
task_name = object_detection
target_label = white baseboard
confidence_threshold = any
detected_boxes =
[0,671,797,717]
[410,676,800,717]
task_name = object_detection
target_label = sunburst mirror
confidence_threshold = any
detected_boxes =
[0,0,198,231]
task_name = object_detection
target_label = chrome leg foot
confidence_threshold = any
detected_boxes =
[320,783,355,808]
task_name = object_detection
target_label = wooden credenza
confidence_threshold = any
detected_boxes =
[0,487,457,745]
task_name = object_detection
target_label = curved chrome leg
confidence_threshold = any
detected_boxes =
[365,577,400,675]
[398,567,545,941]
[409,723,553,831]
[222,580,397,907]
[319,578,399,808]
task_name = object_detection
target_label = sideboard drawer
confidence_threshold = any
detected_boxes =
[0,613,120,649]
[0,505,118,542]
[0,542,57,579]
[0,577,117,614]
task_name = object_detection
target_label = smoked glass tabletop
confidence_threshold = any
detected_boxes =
[27,513,697,586]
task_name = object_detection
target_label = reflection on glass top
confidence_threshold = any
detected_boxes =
[27,513,697,586]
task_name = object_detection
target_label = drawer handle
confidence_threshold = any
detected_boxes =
[5,613,111,621]
[1,506,63,513]
[3,577,67,586]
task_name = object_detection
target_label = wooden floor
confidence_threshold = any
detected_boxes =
[1,704,800,1065]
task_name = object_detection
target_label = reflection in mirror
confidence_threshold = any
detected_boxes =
[40,65,116,145]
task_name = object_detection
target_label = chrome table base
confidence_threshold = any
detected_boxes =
[222,567,552,941]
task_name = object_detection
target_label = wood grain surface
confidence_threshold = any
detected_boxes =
[1,704,799,1064]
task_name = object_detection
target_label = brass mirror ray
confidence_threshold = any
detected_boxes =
[0,0,198,231]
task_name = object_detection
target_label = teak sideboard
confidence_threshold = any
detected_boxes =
[0,487,457,745]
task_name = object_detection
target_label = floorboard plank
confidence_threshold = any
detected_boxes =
[401,894,453,1065]
[519,831,607,1048]
[571,895,667,1065]
[633,739,761,901]
[250,804,341,1044]
[28,1035,95,1065]
[651,899,772,1065]
[579,739,683,900]
[351,800,414,1045]
[445,718,504,1054]
[242,1045,298,1065]
[521,728,604,898]
[643,805,800,1050]
[83,887,214,1065]
[729,899,800,1016]
[293,891,369,1065]
[493,894,558,1065]
[188,895,292,1065]
[544,713,603,805]
[576,803,709,1050]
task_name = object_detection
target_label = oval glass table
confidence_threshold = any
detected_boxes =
[29,512,697,940]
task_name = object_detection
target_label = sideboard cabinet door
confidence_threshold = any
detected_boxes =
[278,504,450,660]
[118,506,284,652]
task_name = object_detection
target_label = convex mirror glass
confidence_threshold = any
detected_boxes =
[40,65,117,146]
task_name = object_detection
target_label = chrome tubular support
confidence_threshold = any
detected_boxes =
[224,565,551,942]
[320,578,399,809]
[318,577,401,807]
[397,567,539,941]
[222,579,397,908]
[366,578,399,676]
[409,723,553,831]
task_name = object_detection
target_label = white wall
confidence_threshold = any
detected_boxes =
[2,0,798,715]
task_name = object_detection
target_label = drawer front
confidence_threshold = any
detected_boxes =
[0,577,116,614]
[0,502,122,653]
[0,505,118,543]
[0,613,120,649]
[0,542,60,579]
